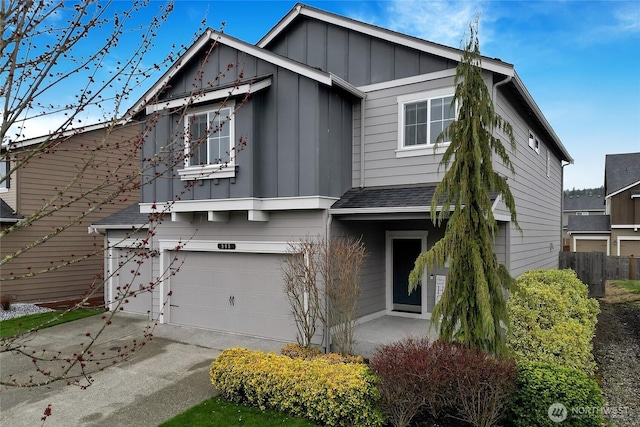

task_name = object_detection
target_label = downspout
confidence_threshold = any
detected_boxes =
[324,210,333,353]
[359,97,366,188]
[492,74,513,270]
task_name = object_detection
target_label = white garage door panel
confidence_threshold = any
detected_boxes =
[113,249,153,315]
[169,251,295,341]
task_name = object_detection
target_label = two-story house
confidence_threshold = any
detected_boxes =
[0,123,141,303]
[562,192,605,250]
[568,152,640,256]
[95,4,572,342]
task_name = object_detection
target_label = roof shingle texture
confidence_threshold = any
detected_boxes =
[331,184,438,209]
[567,215,611,233]
[0,198,22,222]
[605,152,640,196]
[92,203,150,227]
[563,194,605,211]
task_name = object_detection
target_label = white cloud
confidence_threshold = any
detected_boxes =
[384,0,489,48]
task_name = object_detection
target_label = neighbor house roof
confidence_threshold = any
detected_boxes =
[567,215,611,234]
[0,198,22,223]
[604,152,640,198]
[563,194,605,212]
[257,3,572,164]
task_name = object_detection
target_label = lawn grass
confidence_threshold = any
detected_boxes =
[613,280,640,294]
[159,396,320,427]
[0,308,102,339]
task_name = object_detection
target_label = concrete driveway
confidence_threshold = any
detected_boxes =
[0,312,283,427]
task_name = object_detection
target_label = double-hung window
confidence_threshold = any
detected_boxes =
[0,159,9,191]
[179,101,236,180]
[397,90,455,157]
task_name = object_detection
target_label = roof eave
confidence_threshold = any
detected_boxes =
[512,72,573,163]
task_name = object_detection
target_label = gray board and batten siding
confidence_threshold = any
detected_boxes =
[140,41,354,205]
[264,16,457,87]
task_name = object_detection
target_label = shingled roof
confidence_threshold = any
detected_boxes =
[0,198,22,223]
[567,215,611,233]
[91,203,150,228]
[604,152,640,197]
[563,194,605,212]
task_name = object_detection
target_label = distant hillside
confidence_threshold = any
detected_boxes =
[564,186,604,198]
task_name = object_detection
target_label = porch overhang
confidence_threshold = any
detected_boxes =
[329,184,499,220]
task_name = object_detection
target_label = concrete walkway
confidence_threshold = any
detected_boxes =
[0,312,435,426]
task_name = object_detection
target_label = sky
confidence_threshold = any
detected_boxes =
[13,0,640,190]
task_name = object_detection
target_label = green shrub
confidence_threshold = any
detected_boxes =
[280,343,364,364]
[506,361,604,427]
[507,269,599,374]
[210,347,383,427]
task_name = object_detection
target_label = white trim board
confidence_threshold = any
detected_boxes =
[158,239,290,254]
[606,180,640,199]
[385,230,430,320]
[572,235,610,256]
[140,196,338,214]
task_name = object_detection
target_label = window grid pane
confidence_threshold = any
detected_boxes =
[404,101,428,146]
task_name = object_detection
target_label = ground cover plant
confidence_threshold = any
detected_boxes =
[612,279,640,295]
[159,396,320,427]
[0,308,102,339]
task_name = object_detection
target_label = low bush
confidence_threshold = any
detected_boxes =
[506,361,604,427]
[280,343,363,364]
[507,269,599,375]
[1,294,12,311]
[369,338,516,427]
[210,347,383,427]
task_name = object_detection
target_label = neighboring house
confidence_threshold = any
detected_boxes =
[96,4,572,343]
[568,152,640,256]
[562,192,605,249]
[0,124,141,303]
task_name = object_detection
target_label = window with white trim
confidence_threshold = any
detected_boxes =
[0,159,9,191]
[403,96,454,147]
[178,102,236,180]
[397,90,455,158]
[528,130,540,154]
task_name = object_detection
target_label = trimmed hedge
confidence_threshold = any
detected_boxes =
[506,361,604,427]
[210,347,383,427]
[507,269,599,375]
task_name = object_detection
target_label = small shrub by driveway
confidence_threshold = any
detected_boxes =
[210,347,383,427]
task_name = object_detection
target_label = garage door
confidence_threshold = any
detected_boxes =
[619,240,640,257]
[111,248,153,316]
[168,251,296,341]
[575,239,607,253]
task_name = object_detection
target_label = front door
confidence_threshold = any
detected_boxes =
[392,238,422,313]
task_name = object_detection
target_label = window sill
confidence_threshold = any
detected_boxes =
[395,143,450,158]
[178,165,236,181]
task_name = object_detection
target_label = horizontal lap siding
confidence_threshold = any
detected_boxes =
[2,125,142,302]
[359,77,455,187]
[494,89,563,276]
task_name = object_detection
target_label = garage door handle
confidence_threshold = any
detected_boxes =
[170,304,179,307]
[229,296,235,306]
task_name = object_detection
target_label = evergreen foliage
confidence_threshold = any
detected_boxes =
[408,19,519,354]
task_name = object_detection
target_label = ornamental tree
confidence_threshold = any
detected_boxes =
[409,19,519,354]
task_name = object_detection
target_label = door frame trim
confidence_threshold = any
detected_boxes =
[385,230,429,319]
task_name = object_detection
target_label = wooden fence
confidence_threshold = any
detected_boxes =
[558,252,640,297]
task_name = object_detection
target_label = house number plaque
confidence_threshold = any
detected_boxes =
[217,243,236,250]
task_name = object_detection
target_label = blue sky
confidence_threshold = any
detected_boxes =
[22,0,640,190]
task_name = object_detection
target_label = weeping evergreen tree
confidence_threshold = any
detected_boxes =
[408,20,520,354]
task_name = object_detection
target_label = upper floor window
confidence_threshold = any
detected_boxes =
[179,102,236,180]
[0,159,9,191]
[397,89,455,158]
[528,130,540,154]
